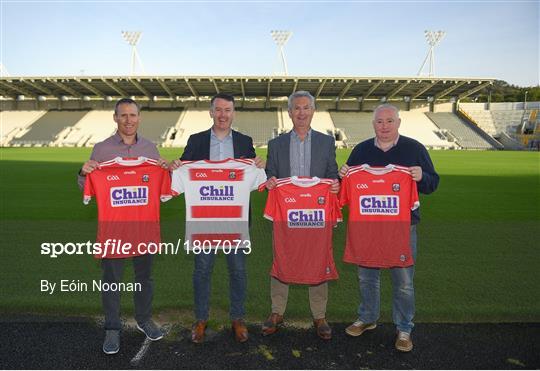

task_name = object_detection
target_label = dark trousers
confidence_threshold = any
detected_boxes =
[101,254,154,330]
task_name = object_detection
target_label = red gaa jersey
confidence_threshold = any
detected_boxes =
[339,164,419,268]
[83,157,173,258]
[263,177,342,284]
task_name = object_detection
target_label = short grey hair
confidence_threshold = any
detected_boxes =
[373,103,400,119]
[288,90,316,110]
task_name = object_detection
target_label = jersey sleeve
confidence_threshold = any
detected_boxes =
[338,173,350,207]
[263,189,277,221]
[251,167,268,191]
[171,167,186,195]
[160,169,174,202]
[331,192,343,223]
[410,176,420,211]
[83,172,95,205]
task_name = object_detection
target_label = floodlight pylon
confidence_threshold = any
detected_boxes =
[0,63,9,77]
[122,31,145,75]
[270,30,292,76]
[417,30,445,77]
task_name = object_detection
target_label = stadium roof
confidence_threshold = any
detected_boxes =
[0,75,494,103]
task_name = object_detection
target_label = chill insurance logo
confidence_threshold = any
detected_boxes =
[287,209,325,228]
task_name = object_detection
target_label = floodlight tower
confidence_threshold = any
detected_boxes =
[271,30,292,76]
[0,63,9,77]
[122,31,145,75]
[417,30,446,77]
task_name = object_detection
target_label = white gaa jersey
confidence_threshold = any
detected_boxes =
[171,158,267,249]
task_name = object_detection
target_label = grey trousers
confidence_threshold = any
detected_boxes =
[101,254,154,330]
[270,277,328,319]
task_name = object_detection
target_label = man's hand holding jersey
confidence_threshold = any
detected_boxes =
[80,160,100,176]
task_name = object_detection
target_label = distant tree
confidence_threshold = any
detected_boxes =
[470,81,539,103]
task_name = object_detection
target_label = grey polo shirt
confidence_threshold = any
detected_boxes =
[77,132,159,189]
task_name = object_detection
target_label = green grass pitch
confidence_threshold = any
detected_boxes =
[0,148,539,324]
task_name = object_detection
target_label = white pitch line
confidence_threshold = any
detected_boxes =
[130,338,152,366]
[130,324,170,367]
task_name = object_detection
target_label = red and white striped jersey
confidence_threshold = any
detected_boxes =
[263,177,342,284]
[171,158,267,248]
[83,157,173,258]
[340,164,419,268]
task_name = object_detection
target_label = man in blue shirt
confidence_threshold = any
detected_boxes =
[171,94,264,344]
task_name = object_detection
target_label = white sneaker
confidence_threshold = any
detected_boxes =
[395,331,413,352]
[345,320,377,337]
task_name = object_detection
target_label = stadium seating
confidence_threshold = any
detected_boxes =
[460,104,528,135]
[398,111,453,149]
[490,110,524,133]
[0,110,46,146]
[3,106,532,150]
[10,110,89,147]
[461,110,498,135]
[58,110,115,147]
[329,111,374,146]
[233,109,279,146]
[170,109,212,147]
[137,110,183,145]
[425,112,497,149]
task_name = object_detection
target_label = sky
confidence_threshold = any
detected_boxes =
[1,0,538,87]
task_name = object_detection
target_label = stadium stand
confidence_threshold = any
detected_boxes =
[490,110,524,133]
[425,112,500,149]
[2,76,537,151]
[58,110,115,147]
[0,110,46,146]
[170,109,212,147]
[460,109,498,135]
[10,110,88,147]
[398,111,454,149]
[329,111,374,146]
[233,109,279,146]
[495,132,525,150]
[137,110,183,145]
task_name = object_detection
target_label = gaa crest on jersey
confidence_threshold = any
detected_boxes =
[228,171,236,179]
[142,174,149,183]
[110,186,149,207]
[400,254,406,262]
[318,196,326,205]
[392,183,400,192]
[359,195,399,215]
[287,209,325,228]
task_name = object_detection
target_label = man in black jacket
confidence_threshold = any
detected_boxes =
[170,93,264,344]
[339,103,439,352]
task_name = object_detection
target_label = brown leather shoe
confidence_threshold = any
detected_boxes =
[231,319,249,343]
[313,318,332,340]
[261,313,283,336]
[191,320,207,343]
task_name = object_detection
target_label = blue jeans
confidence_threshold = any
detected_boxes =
[101,254,154,330]
[357,225,417,334]
[193,251,247,320]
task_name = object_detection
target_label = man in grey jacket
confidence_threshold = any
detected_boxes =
[262,91,339,340]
